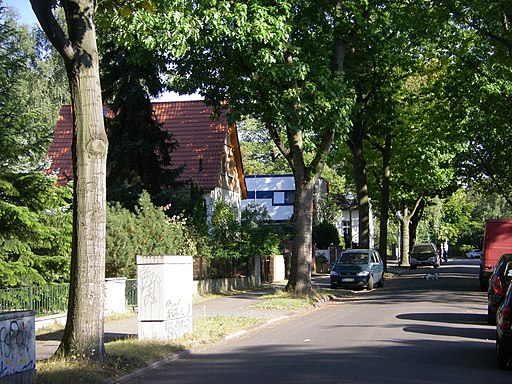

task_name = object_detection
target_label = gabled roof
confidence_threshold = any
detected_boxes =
[47,100,246,194]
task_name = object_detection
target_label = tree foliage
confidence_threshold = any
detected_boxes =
[103,0,353,295]
[240,202,280,258]
[237,116,289,175]
[0,5,66,168]
[105,191,196,278]
[0,5,71,287]
[431,0,512,204]
[313,221,341,250]
[100,41,184,209]
[209,199,241,259]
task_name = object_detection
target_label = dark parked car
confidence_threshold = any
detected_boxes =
[330,249,384,290]
[409,243,440,269]
[496,283,512,369]
[488,254,512,325]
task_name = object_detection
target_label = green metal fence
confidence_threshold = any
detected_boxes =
[125,279,137,308]
[0,284,69,316]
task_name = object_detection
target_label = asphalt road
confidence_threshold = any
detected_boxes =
[123,259,511,383]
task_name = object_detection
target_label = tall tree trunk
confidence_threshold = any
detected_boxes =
[286,174,315,295]
[400,213,410,266]
[409,198,425,250]
[397,197,423,267]
[350,121,370,249]
[377,134,392,270]
[31,0,108,360]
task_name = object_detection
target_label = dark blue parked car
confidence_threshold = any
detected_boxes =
[496,282,512,369]
[487,254,512,325]
[330,249,384,290]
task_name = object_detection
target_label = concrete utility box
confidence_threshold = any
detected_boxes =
[137,255,193,340]
[0,310,36,384]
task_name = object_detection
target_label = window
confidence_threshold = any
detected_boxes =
[273,191,285,204]
[272,190,295,206]
[247,191,273,200]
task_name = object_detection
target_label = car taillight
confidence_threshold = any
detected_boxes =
[499,307,511,330]
[491,276,504,295]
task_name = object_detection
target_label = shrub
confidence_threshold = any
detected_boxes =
[313,221,341,249]
[241,202,280,258]
[106,191,197,278]
[209,200,241,259]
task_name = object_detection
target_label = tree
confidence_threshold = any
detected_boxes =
[30,0,108,359]
[210,199,241,260]
[100,41,184,209]
[389,66,460,265]
[431,1,512,205]
[237,116,289,175]
[104,0,352,295]
[0,5,71,287]
[330,0,428,257]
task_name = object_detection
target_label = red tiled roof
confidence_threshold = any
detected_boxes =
[47,101,234,192]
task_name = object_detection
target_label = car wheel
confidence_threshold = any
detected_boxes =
[377,277,384,288]
[367,275,374,290]
[330,283,336,289]
[488,306,497,326]
[497,338,511,370]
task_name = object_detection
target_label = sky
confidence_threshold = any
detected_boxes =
[2,0,202,101]
[4,0,39,26]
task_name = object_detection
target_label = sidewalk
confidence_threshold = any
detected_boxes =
[35,286,304,361]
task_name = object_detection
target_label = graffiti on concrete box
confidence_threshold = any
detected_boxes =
[0,315,35,378]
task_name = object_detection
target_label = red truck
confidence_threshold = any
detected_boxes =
[480,219,512,291]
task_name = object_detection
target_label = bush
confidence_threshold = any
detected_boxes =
[209,200,241,259]
[106,191,197,278]
[313,221,341,249]
[241,202,280,258]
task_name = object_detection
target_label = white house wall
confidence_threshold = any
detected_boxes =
[242,175,295,221]
[207,187,242,222]
[337,205,375,249]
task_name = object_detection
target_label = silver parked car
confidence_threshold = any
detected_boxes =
[466,249,482,259]
[410,243,440,269]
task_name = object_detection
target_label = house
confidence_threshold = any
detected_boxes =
[46,101,247,217]
[242,175,295,222]
[241,174,328,222]
[335,194,375,249]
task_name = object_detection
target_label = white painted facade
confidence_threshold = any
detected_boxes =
[336,202,375,249]
[241,175,296,221]
[206,187,243,222]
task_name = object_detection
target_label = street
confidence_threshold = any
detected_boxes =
[124,259,511,383]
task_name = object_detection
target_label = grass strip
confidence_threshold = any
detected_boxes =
[36,315,262,384]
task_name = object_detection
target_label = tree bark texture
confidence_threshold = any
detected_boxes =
[350,121,370,249]
[398,198,423,267]
[399,207,411,267]
[409,198,425,250]
[31,0,108,359]
[377,134,392,270]
[286,175,315,295]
